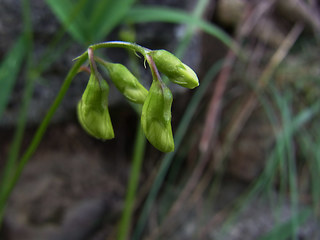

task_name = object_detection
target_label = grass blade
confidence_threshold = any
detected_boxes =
[125,6,235,52]
[46,0,136,44]
[45,0,89,44]
[258,209,311,240]
[174,0,211,58]
[90,0,136,42]
[0,35,26,118]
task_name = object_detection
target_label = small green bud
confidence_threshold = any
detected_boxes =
[101,62,148,104]
[150,49,199,89]
[141,80,174,152]
[77,73,114,140]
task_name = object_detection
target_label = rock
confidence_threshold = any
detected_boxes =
[3,123,126,240]
[48,198,116,240]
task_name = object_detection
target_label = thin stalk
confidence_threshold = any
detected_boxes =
[115,38,147,240]
[0,55,87,221]
[75,41,151,60]
[133,60,224,240]
[117,121,146,240]
[145,54,163,84]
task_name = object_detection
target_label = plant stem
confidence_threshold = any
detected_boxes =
[116,39,146,240]
[117,121,146,240]
[145,54,163,84]
[75,41,151,61]
[133,60,224,239]
[0,55,86,223]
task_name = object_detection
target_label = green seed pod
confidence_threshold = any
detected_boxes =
[77,73,114,140]
[100,62,148,104]
[141,80,174,152]
[150,49,199,89]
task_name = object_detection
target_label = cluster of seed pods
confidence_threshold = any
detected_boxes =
[77,43,199,152]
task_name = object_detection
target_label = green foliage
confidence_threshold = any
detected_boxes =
[125,6,235,51]
[8,0,315,239]
[45,0,136,44]
[1,0,237,234]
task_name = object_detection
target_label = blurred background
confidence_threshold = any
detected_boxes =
[0,0,320,239]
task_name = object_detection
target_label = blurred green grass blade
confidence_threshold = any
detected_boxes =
[45,0,88,44]
[313,130,320,212]
[0,35,26,118]
[258,209,311,240]
[299,129,320,213]
[175,0,210,58]
[125,6,234,51]
[46,0,136,44]
[274,89,299,239]
[90,0,136,42]
[257,93,286,197]
[312,137,320,212]
[88,0,112,41]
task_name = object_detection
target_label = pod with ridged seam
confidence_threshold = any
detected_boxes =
[100,62,148,104]
[141,79,174,152]
[77,73,114,140]
[150,49,199,89]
